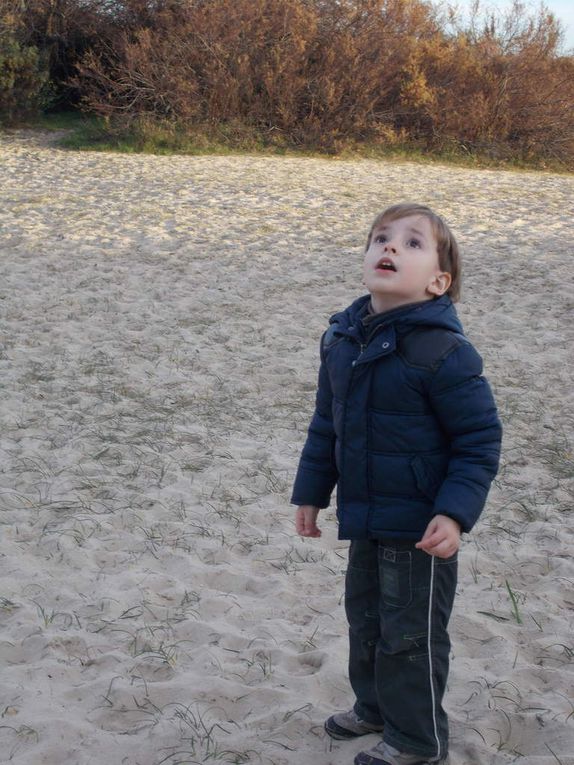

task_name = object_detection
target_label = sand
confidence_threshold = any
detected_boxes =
[0,129,573,765]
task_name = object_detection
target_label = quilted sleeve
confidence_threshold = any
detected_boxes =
[290,335,339,509]
[428,341,502,532]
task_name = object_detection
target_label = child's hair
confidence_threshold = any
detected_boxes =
[365,203,461,302]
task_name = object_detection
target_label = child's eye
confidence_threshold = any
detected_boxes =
[408,238,421,248]
[375,234,387,243]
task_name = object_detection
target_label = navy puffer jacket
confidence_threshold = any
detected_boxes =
[291,295,502,540]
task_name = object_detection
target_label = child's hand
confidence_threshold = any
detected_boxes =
[295,505,322,537]
[415,514,460,558]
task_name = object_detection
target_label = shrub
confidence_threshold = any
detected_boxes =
[0,31,50,121]
[71,0,442,148]
[3,0,118,109]
[395,1,574,165]
[3,0,574,166]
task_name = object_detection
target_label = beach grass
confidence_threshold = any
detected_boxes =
[11,109,571,174]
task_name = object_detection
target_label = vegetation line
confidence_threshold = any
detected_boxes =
[1,0,573,171]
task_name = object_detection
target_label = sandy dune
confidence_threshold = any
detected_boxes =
[1,129,573,764]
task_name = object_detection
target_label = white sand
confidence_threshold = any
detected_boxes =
[1,129,573,765]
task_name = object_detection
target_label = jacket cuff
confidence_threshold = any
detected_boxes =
[432,503,476,534]
[291,467,336,509]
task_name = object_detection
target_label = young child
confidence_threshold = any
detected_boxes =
[291,203,502,765]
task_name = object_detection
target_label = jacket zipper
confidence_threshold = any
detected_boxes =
[352,340,366,367]
[351,322,387,366]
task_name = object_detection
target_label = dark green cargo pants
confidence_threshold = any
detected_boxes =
[345,539,457,760]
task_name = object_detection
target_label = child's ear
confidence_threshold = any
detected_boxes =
[427,272,452,297]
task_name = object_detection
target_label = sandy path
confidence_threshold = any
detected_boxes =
[1,129,573,765]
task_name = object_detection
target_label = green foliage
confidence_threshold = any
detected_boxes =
[0,31,50,122]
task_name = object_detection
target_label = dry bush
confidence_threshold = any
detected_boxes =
[71,0,318,129]
[285,0,441,144]
[397,35,510,146]
[4,0,574,165]
[394,1,574,165]
[72,0,441,147]
[503,24,574,163]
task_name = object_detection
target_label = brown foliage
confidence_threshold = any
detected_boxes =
[4,0,574,166]
[400,2,574,163]
[72,0,442,146]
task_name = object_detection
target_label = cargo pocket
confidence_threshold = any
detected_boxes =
[345,566,380,642]
[379,547,412,608]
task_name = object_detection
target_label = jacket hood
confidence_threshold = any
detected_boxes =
[330,294,464,337]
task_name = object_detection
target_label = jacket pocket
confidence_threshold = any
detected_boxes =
[411,455,442,501]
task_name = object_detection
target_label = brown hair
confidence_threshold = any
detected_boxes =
[365,203,461,302]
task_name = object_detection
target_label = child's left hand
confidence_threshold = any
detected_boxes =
[415,514,461,558]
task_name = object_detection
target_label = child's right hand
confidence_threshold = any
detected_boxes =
[295,505,322,537]
[415,513,461,558]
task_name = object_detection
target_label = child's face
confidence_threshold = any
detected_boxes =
[363,214,452,312]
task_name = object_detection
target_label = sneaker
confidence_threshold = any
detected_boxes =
[324,709,385,740]
[354,740,449,765]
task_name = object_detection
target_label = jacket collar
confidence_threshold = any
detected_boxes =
[327,294,462,365]
[330,294,461,335]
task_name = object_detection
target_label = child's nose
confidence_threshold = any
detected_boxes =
[384,243,397,254]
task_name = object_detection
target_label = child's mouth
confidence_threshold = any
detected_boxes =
[376,258,397,272]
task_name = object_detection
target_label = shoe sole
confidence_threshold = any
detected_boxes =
[354,752,449,765]
[324,719,385,741]
[324,720,359,740]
